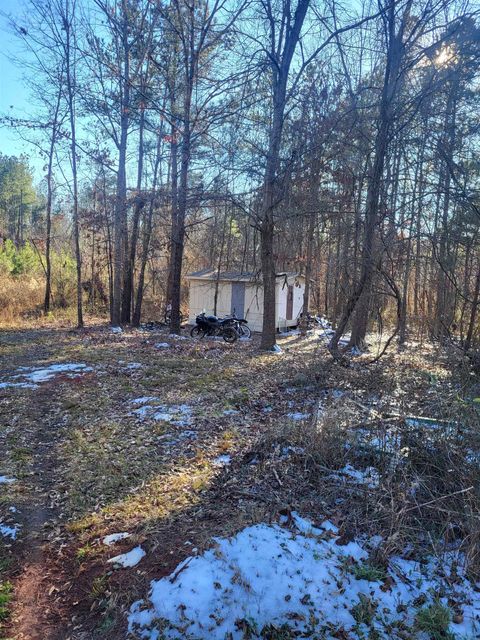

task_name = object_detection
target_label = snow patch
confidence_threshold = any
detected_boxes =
[131,401,194,427]
[0,476,16,484]
[131,397,158,405]
[103,532,131,546]
[124,362,143,370]
[212,454,231,467]
[129,516,480,640]
[155,343,171,349]
[328,464,380,489]
[0,381,38,390]
[107,546,145,568]
[286,411,310,421]
[12,362,92,384]
[0,523,18,539]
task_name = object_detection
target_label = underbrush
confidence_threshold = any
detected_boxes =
[257,343,480,581]
[0,274,44,325]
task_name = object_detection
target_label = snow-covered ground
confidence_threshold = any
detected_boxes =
[0,523,18,540]
[107,546,145,568]
[286,411,310,421]
[129,514,480,640]
[327,463,380,489]
[131,398,193,427]
[212,454,231,467]
[130,397,197,446]
[103,532,131,546]
[0,362,92,389]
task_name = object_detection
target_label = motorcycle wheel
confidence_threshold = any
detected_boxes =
[222,327,238,343]
[190,326,204,338]
[240,324,252,339]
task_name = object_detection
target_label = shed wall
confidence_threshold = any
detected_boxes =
[187,275,306,333]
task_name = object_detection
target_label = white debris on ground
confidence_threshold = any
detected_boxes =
[107,546,145,568]
[0,523,18,540]
[0,363,93,388]
[0,381,38,390]
[155,343,171,349]
[130,398,193,427]
[327,464,380,489]
[103,532,131,546]
[223,409,240,416]
[270,344,283,354]
[153,404,192,426]
[128,514,480,640]
[123,362,143,370]
[168,334,189,340]
[111,326,123,334]
[286,411,310,421]
[0,476,16,484]
[281,445,306,457]
[212,454,231,467]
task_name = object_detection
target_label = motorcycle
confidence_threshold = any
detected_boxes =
[190,313,239,343]
[222,313,252,339]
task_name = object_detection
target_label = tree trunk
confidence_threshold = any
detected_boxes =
[111,18,130,327]
[166,121,179,309]
[432,74,459,340]
[122,104,145,323]
[169,83,192,335]
[464,261,480,352]
[64,4,83,327]
[132,134,162,327]
[44,85,62,313]
[300,181,317,335]
[331,0,406,354]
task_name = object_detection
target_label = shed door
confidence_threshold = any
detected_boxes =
[286,285,294,320]
[231,282,245,318]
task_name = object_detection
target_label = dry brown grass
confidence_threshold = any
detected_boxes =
[1,325,478,638]
[252,340,480,580]
[0,274,44,326]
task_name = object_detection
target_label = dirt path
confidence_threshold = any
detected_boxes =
[4,386,70,640]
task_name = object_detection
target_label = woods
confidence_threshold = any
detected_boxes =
[1,3,480,637]
[0,0,477,353]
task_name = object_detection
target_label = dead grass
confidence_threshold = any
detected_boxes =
[0,324,478,638]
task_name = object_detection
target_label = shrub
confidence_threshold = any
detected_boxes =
[415,602,454,640]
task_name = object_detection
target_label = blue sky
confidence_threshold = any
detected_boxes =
[0,0,39,165]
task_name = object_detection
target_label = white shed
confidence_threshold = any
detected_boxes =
[186,270,306,333]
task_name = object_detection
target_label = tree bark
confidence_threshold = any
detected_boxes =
[132,134,162,327]
[122,103,145,323]
[331,0,408,353]
[111,5,130,327]
[44,83,62,314]
[259,0,310,350]
[63,0,83,327]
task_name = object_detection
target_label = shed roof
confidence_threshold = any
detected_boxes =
[186,269,303,283]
